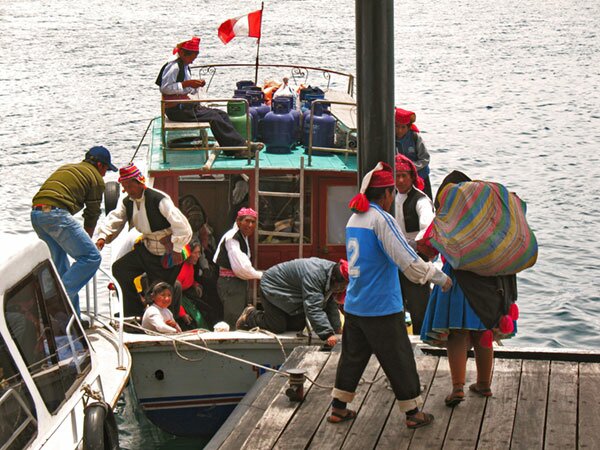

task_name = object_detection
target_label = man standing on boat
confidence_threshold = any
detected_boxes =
[157,36,263,156]
[394,154,435,335]
[235,258,348,347]
[31,146,117,318]
[213,207,262,328]
[328,162,451,429]
[95,163,192,317]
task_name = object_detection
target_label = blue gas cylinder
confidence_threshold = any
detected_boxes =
[300,86,325,112]
[236,80,255,90]
[302,102,336,155]
[262,97,295,154]
[276,96,301,142]
[247,91,270,140]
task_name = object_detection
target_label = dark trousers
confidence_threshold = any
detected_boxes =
[216,277,248,328]
[334,312,421,402]
[112,243,181,317]
[247,295,306,333]
[166,105,245,147]
[399,271,431,335]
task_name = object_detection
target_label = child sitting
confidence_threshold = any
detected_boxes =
[142,281,182,334]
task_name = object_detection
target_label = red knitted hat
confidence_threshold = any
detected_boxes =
[118,163,145,184]
[395,154,425,191]
[237,207,258,219]
[173,36,200,54]
[349,162,395,212]
[395,108,416,125]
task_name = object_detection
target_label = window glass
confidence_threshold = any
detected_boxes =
[327,185,354,244]
[4,262,91,414]
[0,334,37,449]
[258,175,311,244]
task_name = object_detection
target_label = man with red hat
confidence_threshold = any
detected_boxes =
[235,258,348,347]
[156,36,263,156]
[213,207,262,327]
[328,162,451,429]
[395,107,432,199]
[31,145,117,319]
[394,154,435,334]
[96,163,192,317]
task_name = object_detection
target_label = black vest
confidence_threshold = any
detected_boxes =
[216,230,249,269]
[402,188,427,233]
[155,59,186,87]
[124,188,171,232]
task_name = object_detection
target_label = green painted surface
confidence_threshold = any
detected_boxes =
[148,117,357,173]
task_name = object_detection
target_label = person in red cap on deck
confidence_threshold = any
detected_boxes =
[31,146,117,319]
[235,258,348,347]
[156,36,263,157]
[213,207,262,327]
[95,163,192,318]
[395,108,432,199]
[328,162,451,429]
[394,154,435,335]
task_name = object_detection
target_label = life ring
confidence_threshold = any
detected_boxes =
[83,401,120,450]
[104,181,120,214]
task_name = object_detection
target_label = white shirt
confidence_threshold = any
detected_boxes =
[97,188,192,256]
[159,60,196,97]
[213,224,263,280]
[394,188,434,250]
[142,304,181,334]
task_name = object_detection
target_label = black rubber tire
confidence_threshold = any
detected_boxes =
[104,181,120,214]
[82,401,120,450]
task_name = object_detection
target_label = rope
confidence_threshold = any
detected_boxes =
[129,118,155,163]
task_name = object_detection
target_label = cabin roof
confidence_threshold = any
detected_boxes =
[147,118,357,174]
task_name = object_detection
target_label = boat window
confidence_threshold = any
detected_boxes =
[0,334,37,449]
[326,185,354,244]
[258,175,311,244]
[4,261,91,415]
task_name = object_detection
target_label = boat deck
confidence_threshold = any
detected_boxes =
[208,346,600,450]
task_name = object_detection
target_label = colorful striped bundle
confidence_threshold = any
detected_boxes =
[430,181,537,276]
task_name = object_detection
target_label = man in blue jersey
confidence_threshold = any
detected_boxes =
[328,162,451,429]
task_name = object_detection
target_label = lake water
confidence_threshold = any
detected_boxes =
[1,0,599,447]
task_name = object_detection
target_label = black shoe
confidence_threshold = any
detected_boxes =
[236,305,256,330]
[80,318,91,329]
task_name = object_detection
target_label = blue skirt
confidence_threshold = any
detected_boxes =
[420,262,516,346]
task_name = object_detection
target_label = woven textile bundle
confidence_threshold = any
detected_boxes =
[431,181,537,276]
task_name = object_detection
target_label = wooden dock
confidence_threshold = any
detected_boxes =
[207,346,600,450]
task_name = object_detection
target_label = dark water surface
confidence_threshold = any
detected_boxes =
[1,0,599,447]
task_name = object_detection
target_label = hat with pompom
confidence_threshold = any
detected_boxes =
[348,162,395,213]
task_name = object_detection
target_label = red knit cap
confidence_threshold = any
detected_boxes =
[349,162,395,213]
[237,207,257,219]
[173,36,200,54]
[339,259,349,281]
[118,163,145,184]
[395,108,416,125]
[395,154,425,190]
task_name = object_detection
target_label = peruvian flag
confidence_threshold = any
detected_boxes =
[218,9,262,44]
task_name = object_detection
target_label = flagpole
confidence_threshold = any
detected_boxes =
[254,2,264,85]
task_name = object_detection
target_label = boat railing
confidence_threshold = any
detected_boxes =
[0,387,38,448]
[83,267,125,370]
[160,98,253,164]
[305,98,358,166]
[192,63,355,97]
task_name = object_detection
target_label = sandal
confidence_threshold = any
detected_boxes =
[405,411,434,429]
[469,383,492,397]
[327,409,357,424]
[444,387,465,407]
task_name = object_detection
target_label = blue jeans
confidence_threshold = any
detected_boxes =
[31,208,101,315]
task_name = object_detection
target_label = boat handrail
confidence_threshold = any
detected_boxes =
[0,387,38,448]
[306,98,358,166]
[83,267,124,369]
[192,63,355,97]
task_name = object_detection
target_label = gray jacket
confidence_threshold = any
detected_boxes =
[260,258,342,340]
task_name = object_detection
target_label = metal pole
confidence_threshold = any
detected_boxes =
[356,0,395,180]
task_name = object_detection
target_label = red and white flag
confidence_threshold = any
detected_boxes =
[218,9,262,44]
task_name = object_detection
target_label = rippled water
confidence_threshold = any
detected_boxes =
[1,0,599,447]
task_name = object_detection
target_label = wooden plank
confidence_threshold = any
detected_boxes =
[376,355,440,450]
[477,358,522,450]
[308,355,381,450]
[218,346,317,450]
[511,359,549,450]
[442,358,486,450]
[408,356,454,449]
[578,363,600,450]
[273,351,341,449]
[341,367,396,450]
[545,361,578,449]
[240,348,332,449]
